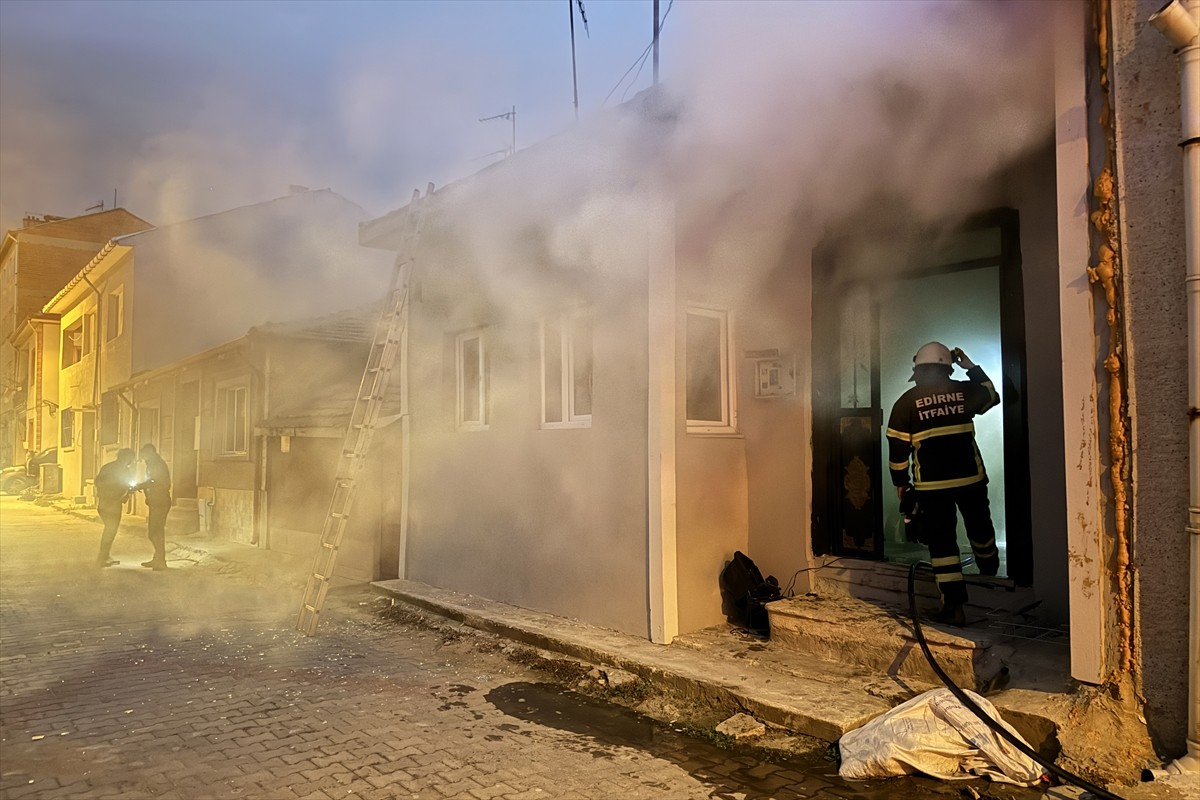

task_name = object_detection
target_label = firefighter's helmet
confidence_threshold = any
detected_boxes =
[913,341,953,367]
[909,341,953,381]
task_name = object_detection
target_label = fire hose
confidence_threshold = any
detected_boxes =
[906,561,1124,800]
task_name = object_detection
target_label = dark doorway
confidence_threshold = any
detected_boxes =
[811,209,1032,585]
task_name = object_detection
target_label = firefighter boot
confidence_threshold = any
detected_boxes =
[929,602,967,627]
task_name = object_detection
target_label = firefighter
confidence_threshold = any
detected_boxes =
[94,448,136,568]
[134,443,172,570]
[886,342,1001,626]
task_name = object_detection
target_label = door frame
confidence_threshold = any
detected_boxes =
[810,208,1032,584]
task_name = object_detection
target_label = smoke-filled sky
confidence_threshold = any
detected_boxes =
[0,0,665,231]
[0,0,1058,237]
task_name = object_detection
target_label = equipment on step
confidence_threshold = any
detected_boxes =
[718,551,781,636]
[296,184,433,636]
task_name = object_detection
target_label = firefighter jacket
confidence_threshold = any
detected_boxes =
[886,365,1000,491]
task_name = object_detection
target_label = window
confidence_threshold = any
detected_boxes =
[82,311,95,356]
[106,287,124,341]
[541,310,592,428]
[456,330,489,430]
[686,307,736,433]
[61,408,75,449]
[62,319,83,368]
[216,382,249,455]
[100,391,119,445]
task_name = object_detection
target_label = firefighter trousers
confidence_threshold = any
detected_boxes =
[918,481,1000,607]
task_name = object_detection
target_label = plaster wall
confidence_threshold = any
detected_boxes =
[1110,0,1192,754]
[674,253,752,634]
[738,246,815,598]
[405,242,652,638]
[34,321,59,453]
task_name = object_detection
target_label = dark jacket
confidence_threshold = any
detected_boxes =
[95,460,133,513]
[140,453,172,508]
[886,365,1000,491]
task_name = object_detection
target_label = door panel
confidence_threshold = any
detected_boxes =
[811,209,1029,580]
[878,267,1006,572]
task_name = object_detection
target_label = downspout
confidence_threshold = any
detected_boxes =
[81,275,104,485]
[1147,0,1200,779]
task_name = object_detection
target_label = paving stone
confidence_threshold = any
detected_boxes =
[1,499,1018,800]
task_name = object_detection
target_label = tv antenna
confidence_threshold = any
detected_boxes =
[479,106,516,157]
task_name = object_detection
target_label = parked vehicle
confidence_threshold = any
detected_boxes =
[0,447,57,495]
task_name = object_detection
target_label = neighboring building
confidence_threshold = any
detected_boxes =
[109,304,401,581]
[41,188,392,511]
[359,0,1195,774]
[0,209,151,466]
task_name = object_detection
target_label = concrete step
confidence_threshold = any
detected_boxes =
[766,593,1013,690]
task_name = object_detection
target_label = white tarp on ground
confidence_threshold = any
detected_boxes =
[839,688,1045,785]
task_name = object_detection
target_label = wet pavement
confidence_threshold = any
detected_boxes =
[1,497,1047,799]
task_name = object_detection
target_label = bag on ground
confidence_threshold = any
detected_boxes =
[838,688,1044,786]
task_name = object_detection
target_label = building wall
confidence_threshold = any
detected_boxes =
[405,243,653,638]
[196,360,258,542]
[33,321,59,455]
[738,246,814,600]
[674,250,752,634]
[1111,0,1191,754]
[56,292,100,497]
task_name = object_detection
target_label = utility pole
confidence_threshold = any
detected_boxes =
[653,0,660,85]
[569,0,579,121]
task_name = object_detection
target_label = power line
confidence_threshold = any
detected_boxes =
[603,0,674,107]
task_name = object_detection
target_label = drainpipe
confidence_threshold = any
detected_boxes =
[1147,0,1200,779]
[81,275,105,487]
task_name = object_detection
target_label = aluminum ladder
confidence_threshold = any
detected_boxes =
[296,184,432,635]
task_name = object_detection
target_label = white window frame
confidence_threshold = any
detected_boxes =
[62,318,84,368]
[540,309,592,429]
[82,311,95,356]
[215,379,250,457]
[685,306,737,435]
[60,407,76,450]
[106,285,124,341]
[455,329,489,431]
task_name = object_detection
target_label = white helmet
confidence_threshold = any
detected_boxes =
[913,341,953,367]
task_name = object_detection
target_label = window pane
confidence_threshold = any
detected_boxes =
[462,337,481,423]
[544,320,563,423]
[686,313,723,423]
[839,286,871,409]
[221,390,234,452]
[61,410,74,448]
[571,315,592,417]
[234,389,246,452]
[107,293,121,340]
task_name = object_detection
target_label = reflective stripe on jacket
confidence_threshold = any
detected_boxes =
[886,365,999,490]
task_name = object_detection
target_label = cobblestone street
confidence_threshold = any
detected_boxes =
[1,498,1025,799]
